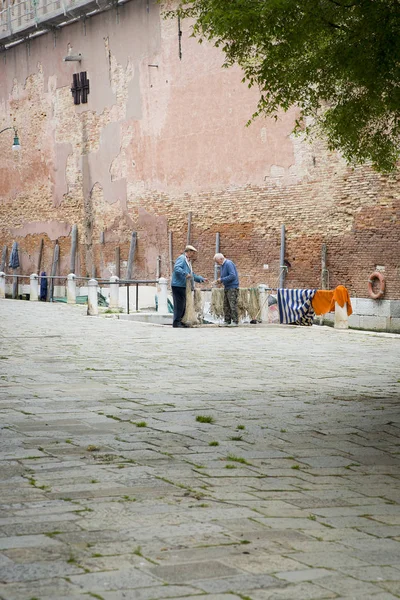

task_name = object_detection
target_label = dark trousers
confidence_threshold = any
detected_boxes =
[172,286,186,327]
[224,288,239,324]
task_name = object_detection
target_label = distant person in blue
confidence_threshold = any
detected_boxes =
[171,245,207,328]
[40,272,48,301]
[213,253,239,327]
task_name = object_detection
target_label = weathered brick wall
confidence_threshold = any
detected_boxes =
[0,0,399,298]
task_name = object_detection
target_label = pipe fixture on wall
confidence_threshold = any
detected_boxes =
[64,53,82,61]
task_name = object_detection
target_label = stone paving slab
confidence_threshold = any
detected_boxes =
[0,299,400,599]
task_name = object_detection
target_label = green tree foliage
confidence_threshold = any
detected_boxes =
[169,0,400,172]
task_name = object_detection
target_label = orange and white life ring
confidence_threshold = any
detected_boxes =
[368,271,385,299]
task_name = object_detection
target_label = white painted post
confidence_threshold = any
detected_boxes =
[30,273,39,301]
[158,277,169,314]
[87,278,99,316]
[258,284,269,323]
[334,302,348,329]
[67,273,76,304]
[0,272,5,299]
[109,275,120,308]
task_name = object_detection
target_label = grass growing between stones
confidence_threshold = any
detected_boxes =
[26,476,50,491]
[209,441,219,446]
[226,454,252,465]
[45,531,62,538]
[196,415,215,424]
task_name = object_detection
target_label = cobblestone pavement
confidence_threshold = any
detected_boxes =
[1,299,400,600]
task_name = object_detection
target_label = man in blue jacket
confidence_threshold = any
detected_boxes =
[213,253,240,327]
[171,245,207,328]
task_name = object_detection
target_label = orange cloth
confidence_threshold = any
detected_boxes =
[312,286,353,316]
[331,285,353,316]
[312,290,334,315]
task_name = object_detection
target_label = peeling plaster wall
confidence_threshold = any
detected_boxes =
[0,0,399,297]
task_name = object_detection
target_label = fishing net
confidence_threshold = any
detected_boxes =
[194,288,203,316]
[182,279,199,326]
[237,288,250,321]
[210,288,224,318]
[210,287,261,321]
[248,287,261,321]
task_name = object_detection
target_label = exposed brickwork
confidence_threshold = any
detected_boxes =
[0,0,398,299]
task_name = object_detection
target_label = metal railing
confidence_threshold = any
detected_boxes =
[97,279,158,314]
[1,273,159,312]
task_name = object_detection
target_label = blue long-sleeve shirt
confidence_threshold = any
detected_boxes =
[171,253,205,288]
[220,259,239,289]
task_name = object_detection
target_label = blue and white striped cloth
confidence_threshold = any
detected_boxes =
[277,288,317,326]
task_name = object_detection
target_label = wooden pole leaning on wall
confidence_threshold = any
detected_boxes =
[214,232,220,281]
[48,241,59,301]
[321,243,328,289]
[156,255,161,279]
[37,238,44,275]
[115,247,120,278]
[168,232,173,275]
[126,232,137,280]
[70,225,77,274]
[0,245,7,272]
[279,224,286,288]
[187,212,192,245]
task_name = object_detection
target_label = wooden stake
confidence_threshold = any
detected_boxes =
[49,241,59,301]
[115,247,120,278]
[279,224,286,288]
[187,212,192,245]
[37,238,44,275]
[0,245,7,272]
[321,243,328,289]
[126,232,137,280]
[70,225,77,273]
[214,232,220,281]
[168,231,173,275]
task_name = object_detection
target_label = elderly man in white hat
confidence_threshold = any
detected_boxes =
[171,245,207,328]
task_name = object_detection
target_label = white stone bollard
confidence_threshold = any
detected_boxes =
[158,277,169,314]
[30,273,39,301]
[67,273,76,304]
[334,302,348,329]
[258,284,269,323]
[87,278,99,316]
[0,272,5,299]
[109,276,120,308]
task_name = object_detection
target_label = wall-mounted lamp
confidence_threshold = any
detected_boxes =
[0,126,21,151]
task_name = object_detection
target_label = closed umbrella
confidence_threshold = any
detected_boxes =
[9,242,20,299]
[9,242,20,269]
